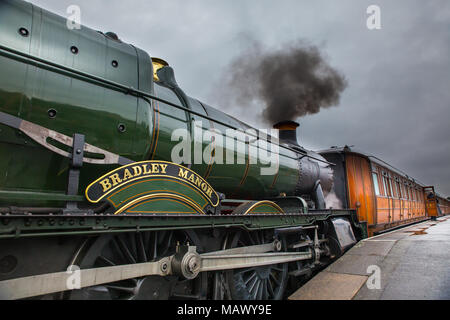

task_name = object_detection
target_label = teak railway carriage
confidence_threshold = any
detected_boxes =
[437,196,450,216]
[0,0,447,300]
[320,147,450,236]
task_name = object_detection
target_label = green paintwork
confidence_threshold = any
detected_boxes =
[85,161,219,215]
[247,204,282,214]
[107,179,211,213]
[0,0,306,210]
[0,190,83,202]
[0,0,152,207]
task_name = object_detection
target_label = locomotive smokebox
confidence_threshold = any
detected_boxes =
[274,120,300,146]
[274,120,334,209]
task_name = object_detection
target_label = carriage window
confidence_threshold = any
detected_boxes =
[393,180,397,198]
[381,176,387,196]
[383,175,391,197]
[391,178,397,198]
[396,181,402,198]
[372,173,380,196]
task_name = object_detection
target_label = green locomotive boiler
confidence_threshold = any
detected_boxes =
[0,0,364,300]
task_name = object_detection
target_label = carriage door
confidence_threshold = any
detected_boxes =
[424,186,438,219]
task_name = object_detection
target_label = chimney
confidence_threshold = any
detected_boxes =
[274,120,300,146]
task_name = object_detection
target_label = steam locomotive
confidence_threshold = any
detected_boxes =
[0,0,446,300]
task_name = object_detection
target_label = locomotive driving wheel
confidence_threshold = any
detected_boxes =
[224,230,289,300]
[65,230,207,300]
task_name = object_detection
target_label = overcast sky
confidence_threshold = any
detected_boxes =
[30,0,450,197]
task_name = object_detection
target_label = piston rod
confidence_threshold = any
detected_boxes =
[0,241,314,299]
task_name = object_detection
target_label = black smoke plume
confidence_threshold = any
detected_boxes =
[222,41,348,124]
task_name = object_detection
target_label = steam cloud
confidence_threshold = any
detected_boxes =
[325,189,343,209]
[221,41,348,124]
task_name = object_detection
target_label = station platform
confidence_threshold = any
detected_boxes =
[289,216,450,300]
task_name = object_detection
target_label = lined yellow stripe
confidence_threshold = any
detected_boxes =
[239,147,251,186]
[114,193,205,215]
[150,101,160,160]
[244,201,284,215]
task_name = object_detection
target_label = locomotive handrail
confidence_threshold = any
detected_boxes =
[0,44,334,166]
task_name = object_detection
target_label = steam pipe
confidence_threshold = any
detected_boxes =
[312,181,326,210]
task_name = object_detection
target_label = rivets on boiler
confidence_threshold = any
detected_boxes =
[47,109,57,119]
[117,123,126,133]
[18,27,29,37]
